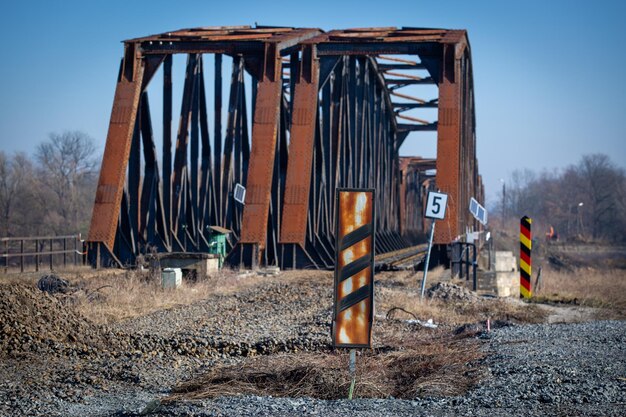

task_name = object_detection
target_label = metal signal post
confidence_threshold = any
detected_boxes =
[421,191,448,298]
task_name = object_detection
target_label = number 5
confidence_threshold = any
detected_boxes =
[431,196,441,214]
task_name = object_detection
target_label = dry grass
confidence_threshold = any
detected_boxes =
[71,268,280,325]
[534,267,626,317]
[167,336,483,401]
[0,267,328,326]
[69,268,331,325]
[376,269,547,327]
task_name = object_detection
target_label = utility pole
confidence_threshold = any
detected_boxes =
[500,179,506,225]
[577,202,584,237]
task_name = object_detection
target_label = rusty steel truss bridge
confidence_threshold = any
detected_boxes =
[87,26,484,269]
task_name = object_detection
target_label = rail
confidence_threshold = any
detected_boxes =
[375,244,428,271]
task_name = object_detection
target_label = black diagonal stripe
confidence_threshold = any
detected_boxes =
[339,285,370,312]
[520,269,531,280]
[340,223,372,251]
[340,255,371,282]
[520,244,531,257]
[521,217,531,228]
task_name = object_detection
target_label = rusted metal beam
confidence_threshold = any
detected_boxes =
[88,42,144,253]
[280,45,320,246]
[317,42,440,56]
[237,29,321,266]
[397,123,438,131]
[239,44,283,250]
[434,32,471,245]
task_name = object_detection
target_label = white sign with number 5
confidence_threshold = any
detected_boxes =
[425,191,448,220]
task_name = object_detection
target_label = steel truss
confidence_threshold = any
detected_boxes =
[87,26,484,269]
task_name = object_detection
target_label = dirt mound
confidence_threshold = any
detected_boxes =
[427,282,479,302]
[0,283,110,357]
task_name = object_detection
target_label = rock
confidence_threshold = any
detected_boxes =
[426,282,479,302]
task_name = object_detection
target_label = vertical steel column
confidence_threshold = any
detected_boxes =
[88,42,145,253]
[399,159,408,236]
[171,54,199,241]
[163,55,173,246]
[280,44,320,246]
[434,32,466,244]
[190,58,201,242]
[198,65,213,235]
[128,101,141,245]
[214,54,223,225]
[239,43,283,262]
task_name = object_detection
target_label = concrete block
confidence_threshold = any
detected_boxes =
[162,268,182,289]
[207,258,219,273]
[158,252,220,280]
[476,269,518,298]
[495,271,517,297]
[494,251,517,272]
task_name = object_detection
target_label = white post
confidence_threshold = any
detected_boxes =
[420,220,436,299]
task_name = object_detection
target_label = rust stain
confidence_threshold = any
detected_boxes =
[334,190,373,347]
[279,45,320,246]
[336,300,371,346]
[87,46,144,250]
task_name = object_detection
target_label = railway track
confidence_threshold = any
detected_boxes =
[375,244,428,271]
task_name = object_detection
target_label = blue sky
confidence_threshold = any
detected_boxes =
[1,0,624,204]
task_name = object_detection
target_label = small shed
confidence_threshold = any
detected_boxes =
[207,226,231,267]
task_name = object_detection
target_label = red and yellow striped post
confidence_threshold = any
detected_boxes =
[520,216,532,298]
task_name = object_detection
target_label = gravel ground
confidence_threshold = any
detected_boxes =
[1,273,624,416]
[0,274,335,417]
[143,321,626,417]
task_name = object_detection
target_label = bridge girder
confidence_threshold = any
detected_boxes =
[87,26,482,269]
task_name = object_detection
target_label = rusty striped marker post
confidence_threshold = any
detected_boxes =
[520,216,532,298]
[333,189,375,399]
[332,189,375,348]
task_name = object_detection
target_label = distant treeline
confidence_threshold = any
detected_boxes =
[0,131,98,237]
[495,154,626,243]
[2,134,625,245]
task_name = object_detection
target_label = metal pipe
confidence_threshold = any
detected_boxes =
[472,243,477,291]
[420,220,436,299]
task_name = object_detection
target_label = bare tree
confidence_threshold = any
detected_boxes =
[506,168,538,219]
[577,154,626,240]
[0,152,36,236]
[35,131,98,234]
[495,153,626,243]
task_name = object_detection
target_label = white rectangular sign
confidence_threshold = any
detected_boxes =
[425,191,448,220]
[233,183,246,204]
[469,197,488,225]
